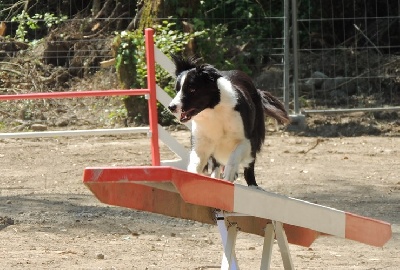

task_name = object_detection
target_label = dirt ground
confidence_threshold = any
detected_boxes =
[0,128,399,269]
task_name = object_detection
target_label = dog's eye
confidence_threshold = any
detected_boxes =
[190,88,196,93]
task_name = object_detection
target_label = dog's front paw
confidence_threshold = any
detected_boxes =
[187,163,198,174]
[223,164,238,182]
[249,185,265,191]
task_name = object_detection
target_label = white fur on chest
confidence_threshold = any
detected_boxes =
[190,77,252,166]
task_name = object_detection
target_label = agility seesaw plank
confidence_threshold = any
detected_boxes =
[83,166,391,248]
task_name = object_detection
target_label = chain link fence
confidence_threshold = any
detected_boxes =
[0,0,289,95]
[293,0,400,115]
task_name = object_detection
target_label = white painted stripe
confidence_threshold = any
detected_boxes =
[156,84,173,109]
[233,184,346,237]
[0,127,149,139]
[161,159,187,170]
[158,124,189,165]
[154,47,175,77]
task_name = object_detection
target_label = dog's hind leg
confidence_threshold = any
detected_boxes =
[244,161,258,186]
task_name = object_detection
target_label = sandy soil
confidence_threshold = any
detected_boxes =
[0,130,399,269]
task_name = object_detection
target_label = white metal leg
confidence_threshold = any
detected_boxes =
[224,223,239,270]
[260,223,276,270]
[216,210,240,270]
[275,221,294,270]
[216,211,294,270]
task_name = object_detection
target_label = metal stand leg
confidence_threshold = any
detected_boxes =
[260,221,294,270]
[275,221,294,270]
[224,223,239,269]
[216,210,240,270]
[216,211,294,270]
[260,223,275,269]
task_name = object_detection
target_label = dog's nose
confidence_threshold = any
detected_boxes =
[168,104,177,112]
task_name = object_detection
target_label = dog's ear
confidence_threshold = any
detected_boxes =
[196,64,221,82]
[170,54,201,76]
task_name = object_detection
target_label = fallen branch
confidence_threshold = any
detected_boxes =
[301,138,324,154]
[0,67,24,76]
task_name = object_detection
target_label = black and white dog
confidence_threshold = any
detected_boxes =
[168,55,290,187]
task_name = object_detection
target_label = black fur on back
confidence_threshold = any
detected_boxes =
[220,70,265,155]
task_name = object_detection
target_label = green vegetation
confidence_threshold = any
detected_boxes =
[11,11,67,42]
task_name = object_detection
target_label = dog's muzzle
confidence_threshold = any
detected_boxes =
[168,104,178,113]
[168,103,195,123]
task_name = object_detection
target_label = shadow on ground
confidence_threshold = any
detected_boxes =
[0,193,198,234]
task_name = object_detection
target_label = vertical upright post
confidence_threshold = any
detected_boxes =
[145,28,161,166]
[283,0,290,112]
[291,0,300,115]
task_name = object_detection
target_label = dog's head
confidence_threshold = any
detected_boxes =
[168,55,222,122]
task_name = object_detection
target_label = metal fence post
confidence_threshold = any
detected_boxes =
[291,0,300,115]
[283,0,290,112]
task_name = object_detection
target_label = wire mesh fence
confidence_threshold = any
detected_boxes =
[0,0,399,119]
[294,0,400,114]
[157,0,288,98]
[0,1,288,93]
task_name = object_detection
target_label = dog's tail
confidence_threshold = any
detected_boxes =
[259,90,291,125]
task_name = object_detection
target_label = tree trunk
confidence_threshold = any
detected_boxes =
[92,0,102,16]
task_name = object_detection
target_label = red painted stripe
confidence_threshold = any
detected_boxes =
[83,166,235,211]
[171,169,234,211]
[345,212,392,247]
[144,28,161,166]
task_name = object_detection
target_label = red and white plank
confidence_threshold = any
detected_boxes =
[83,166,391,248]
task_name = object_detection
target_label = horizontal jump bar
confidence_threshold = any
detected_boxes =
[302,106,400,114]
[0,127,150,139]
[0,89,150,100]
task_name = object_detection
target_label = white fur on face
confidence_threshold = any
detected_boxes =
[169,73,187,112]
[170,90,183,112]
